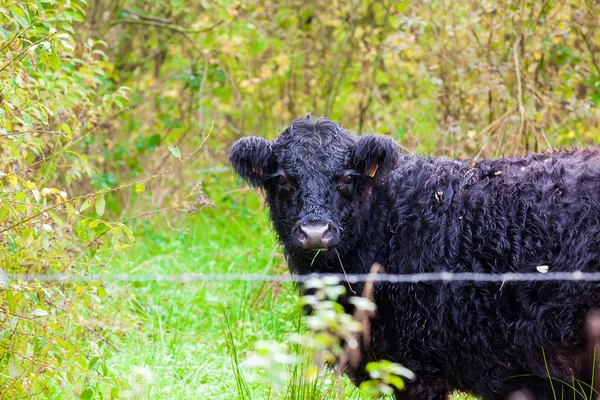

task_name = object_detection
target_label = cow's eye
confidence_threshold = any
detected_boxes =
[341,174,353,185]
[274,174,295,192]
[277,175,288,186]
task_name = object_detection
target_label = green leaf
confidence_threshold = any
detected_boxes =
[95,195,106,216]
[8,356,19,378]
[39,103,54,116]
[79,199,91,213]
[0,269,9,287]
[60,40,74,51]
[75,219,89,242]
[387,376,406,390]
[60,123,72,135]
[349,296,377,311]
[89,220,99,228]
[134,182,145,193]
[21,111,33,127]
[50,50,60,70]
[88,357,99,369]
[0,206,8,222]
[0,26,9,40]
[168,145,181,160]
[72,381,83,397]
[32,309,49,317]
[15,74,25,88]
[10,8,29,29]
[66,202,75,220]
[34,108,48,125]
[123,225,135,243]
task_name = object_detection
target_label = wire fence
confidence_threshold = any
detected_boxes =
[7,271,600,284]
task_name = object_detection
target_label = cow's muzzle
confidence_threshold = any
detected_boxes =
[293,221,338,250]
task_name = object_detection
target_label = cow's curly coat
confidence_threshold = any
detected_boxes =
[229,116,600,400]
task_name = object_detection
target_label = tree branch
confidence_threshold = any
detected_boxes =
[0,121,213,235]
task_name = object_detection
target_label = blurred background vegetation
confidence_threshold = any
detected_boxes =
[0,0,598,398]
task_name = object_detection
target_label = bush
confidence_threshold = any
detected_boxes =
[0,0,131,397]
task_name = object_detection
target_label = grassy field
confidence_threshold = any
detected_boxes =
[98,173,366,399]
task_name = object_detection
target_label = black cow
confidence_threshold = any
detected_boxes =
[229,115,600,400]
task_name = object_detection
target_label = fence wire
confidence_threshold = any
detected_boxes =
[7,271,600,284]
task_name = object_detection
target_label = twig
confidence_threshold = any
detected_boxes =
[472,106,518,159]
[0,26,65,74]
[14,390,46,399]
[0,129,66,137]
[2,108,128,180]
[335,249,356,295]
[0,320,19,365]
[198,56,209,140]
[85,326,122,353]
[0,121,212,235]
[513,36,527,148]
[109,18,223,35]
[336,263,382,381]
[0,289,84,396]
[578,26,600,77]
[57,124,214,271]
[0,22,36,55]
[124,205,185,222]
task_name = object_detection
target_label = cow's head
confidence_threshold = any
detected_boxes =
[229,116,399,263]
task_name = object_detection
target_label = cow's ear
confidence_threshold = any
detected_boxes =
[350,134,399,182]
[229,136,273,187]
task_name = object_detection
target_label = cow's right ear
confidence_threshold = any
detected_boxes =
[229,136,273,187]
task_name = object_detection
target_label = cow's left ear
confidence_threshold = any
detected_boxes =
[350,134,400,182]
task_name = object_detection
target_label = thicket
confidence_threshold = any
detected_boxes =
[0,0,598,398]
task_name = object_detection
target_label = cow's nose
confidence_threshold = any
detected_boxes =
[294,222,334,250]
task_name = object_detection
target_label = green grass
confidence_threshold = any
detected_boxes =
[97,174,364,399]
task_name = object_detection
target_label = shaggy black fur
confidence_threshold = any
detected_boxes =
[229,115,600,400]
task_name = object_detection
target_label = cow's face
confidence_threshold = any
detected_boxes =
[229,116,399,261]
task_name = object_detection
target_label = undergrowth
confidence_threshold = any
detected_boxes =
[99,175,368,399]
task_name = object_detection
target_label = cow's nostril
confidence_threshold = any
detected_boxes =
[293,225,307,241]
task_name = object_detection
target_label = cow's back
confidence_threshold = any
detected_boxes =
[369,150,600,399]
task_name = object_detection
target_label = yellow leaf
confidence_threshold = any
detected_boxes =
[7,175,17,187]
[321,16,341,27]
[534,50,543,60]
[163,89,179,98]
[20,179,36,189]
[274,55,289,71]
[259,66,271,79]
